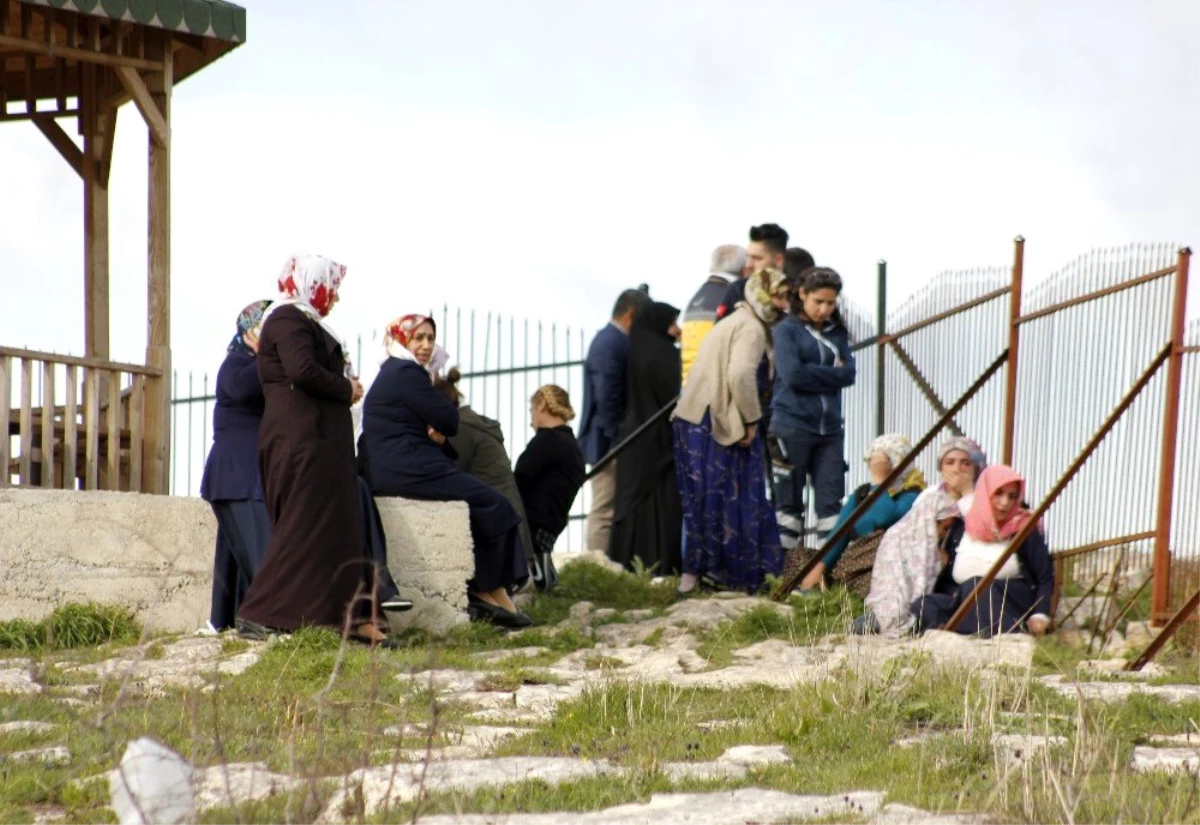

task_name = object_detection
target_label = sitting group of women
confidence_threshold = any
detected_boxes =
[200,254,586,646]
[794,434,1053,638]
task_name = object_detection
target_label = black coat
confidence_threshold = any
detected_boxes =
[200,346,265,502]
[609,302,683,575]
[515,425,585,540]
[237,305,367,631]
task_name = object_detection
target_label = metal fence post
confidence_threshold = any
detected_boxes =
[1151,247,1192,624]
[876,259,887,437]
[1002,236,1025,465]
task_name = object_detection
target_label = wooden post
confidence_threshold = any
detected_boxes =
[81,63,112,363]
[1002,236,1024,465]
[142,33,172,494]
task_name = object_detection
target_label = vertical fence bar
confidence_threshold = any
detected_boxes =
[1002,236,1024,465]
[876,259,886,437]
[19,358,32,484]
[63,364,77,490]
[40,361,55,487]
[105,373,119,490]
[1151,247,1192,623]
[85,368,99,490]
[0,355,10,486]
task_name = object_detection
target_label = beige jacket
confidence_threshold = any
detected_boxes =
[672,304,773,446]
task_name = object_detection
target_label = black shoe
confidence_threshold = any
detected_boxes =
[235,618,280,641]
[380,598,414,612]
[530,551,559,593]
[468,599,534,629]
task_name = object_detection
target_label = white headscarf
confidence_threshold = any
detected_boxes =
[261,253,350,374]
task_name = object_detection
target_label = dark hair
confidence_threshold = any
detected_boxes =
[433,366,463,407]
[782,247,815,281]
[792,266,848,330]
[748,223,789,255]
[612,288,652,319]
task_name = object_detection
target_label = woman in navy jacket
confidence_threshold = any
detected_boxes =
[361,314,531,628]
[770,267,856,538]
[199,300,274,632]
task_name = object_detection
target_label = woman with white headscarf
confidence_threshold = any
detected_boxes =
[236,254,396,648]
[671,268,791,595]
[797,433,926,593]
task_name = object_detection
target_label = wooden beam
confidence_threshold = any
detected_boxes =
[82,62,110,364]
[142,33,172,494]
[32,114,82,178]
[0,33,160,71]
[113,64,167,148]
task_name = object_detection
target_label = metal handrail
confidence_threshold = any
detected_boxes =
[584,394,680,480]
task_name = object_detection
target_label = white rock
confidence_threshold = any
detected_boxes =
[593,608,618,622]
[1148,733,1200,746]
[569,602,595,621]
[1,746,70,766]
[1040,677,1200,704]
[0,720,55,735]
[193,762,300,811]
[716,744,791,766]
[0,666,41,696]
[1077,659,1166,679]
[70,637,264,696]
[659,761,747,782]
[108,738,194,825]
[992,734,1067,768]
[472,647,550,664]
[557,551,626,575]
[397,669,486,693]
[624,610,656,622]
[1131,746,1200,775]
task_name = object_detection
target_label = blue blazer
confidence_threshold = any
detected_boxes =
[577,323,629,465]
[771,315,856,437]
[200,347,266,502]
[360,358,461,493]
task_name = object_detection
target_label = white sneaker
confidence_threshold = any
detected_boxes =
[194,621,219,637]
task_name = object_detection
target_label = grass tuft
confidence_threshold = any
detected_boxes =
[0,603,141,652]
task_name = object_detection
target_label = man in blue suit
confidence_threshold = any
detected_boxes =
[578,288,651,553]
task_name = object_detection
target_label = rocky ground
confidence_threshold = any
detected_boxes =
[1,558,1197,824]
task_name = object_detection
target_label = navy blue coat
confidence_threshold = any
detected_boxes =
[577,323,629,465]
[360,358,461,492]
[200,347,266,502]
[771,315,856,437]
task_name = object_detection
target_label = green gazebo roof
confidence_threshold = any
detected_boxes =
[20,0,246,43]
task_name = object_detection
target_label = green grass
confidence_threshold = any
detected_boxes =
[0,603,141,653]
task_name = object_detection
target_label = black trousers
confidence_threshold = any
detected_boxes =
[209,499,271,631]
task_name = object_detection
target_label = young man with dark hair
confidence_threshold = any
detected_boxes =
[715,224,789,320]
[578,288,651,553]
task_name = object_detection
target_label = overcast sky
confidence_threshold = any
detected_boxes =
[1,0,1197,380]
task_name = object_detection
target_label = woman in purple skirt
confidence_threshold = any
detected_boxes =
[671,268,791,595]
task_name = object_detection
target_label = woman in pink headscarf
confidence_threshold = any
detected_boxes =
[237,254,396,648]
[911,465,1053,638]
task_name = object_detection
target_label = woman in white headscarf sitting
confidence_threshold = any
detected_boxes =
[797,433,926,595]
[235,254,397,648]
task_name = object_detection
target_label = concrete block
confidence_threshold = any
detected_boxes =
[375,497,473,636]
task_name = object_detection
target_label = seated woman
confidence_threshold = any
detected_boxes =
[912,465,1052,638]
[858,436,987,636]
[798,433,925,595]
[514,385,587,592]
[434,367,535,580]
[361,314,532,628]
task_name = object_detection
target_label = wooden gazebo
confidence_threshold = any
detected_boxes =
[1,0,245,494]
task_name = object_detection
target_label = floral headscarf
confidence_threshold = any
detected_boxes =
[383,314,451,378]
[260,254,351,376]
[865,433,926,494]
[742,267,790,324]
[938,436,988,479]
[964,465,1034,542]
[227,299,272,353]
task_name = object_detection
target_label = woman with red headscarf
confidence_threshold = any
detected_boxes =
[911,465,1053,638]
[236,255,396,647]
[360,314,532,628]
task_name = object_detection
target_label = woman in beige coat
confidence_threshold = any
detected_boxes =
[672,268,791,595]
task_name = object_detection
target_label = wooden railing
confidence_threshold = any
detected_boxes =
[0,346,162,493]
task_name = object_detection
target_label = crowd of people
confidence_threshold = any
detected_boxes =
[199,226,1054,647]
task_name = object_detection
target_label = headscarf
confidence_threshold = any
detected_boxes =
[938,436,988,479]
[633,301,680,341]
[260,254,350,373]
[742,267,790,324]
[227,299,272,353]
[964,465,1033,542]
[864,433,926,494]
[383,314,451,379]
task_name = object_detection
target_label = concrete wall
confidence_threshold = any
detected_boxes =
[0,489,472,636]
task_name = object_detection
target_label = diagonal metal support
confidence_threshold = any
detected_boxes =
[943,342,1172,633]
[1125,589,1199,671]
[888,339,964,437]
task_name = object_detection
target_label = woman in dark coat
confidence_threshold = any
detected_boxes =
[199,300,273,632]
[434,367,535,578]
[608,302,683,576]
[236,254,393,647]
[514,385,587,592]
[362,314,532,628]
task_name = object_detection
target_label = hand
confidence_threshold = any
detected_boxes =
[349,378,364,404]
[800,562,826,592]
[737,423,758,448]
[1027,617,1049,638]
[427,426,446,445]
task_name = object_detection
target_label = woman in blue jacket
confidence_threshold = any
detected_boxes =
[770,267,856,540]
[199,300,273,632]
[361,314,531,628]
